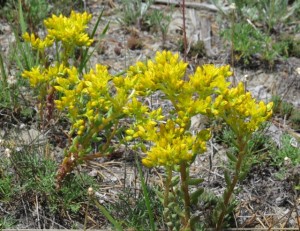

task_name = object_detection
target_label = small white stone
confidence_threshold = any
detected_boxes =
[87,187,94,196]
[4,148,11,158]
[19,123,26,129]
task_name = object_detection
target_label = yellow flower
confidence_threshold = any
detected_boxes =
[213,82,273,135]
[22,66,44,87]
[128,51,188,95]
[22,64,68,88]
[188,64,232,96]
[22,32,54,50]
[44,11,93,47]
[138,120,211,168]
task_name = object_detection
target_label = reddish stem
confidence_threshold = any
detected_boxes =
[181,0,187,64]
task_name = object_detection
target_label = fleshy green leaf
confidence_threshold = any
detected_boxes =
[187,178,204,185]
[224,170,231,186]
[226,152,237,162]
[170,175,180,187]
[190,188,204,204]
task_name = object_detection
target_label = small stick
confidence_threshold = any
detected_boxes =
[181,0,187,64]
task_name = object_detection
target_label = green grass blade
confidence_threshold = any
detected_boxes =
[79,10,110,73]
[135,155,156,231]
[93,198,123,231]
[91,9,105,38]
[0,51,11,107]
[0,52,7,86]
[16,0,36,70]
[101,21,110,38]
[18,0,27,34]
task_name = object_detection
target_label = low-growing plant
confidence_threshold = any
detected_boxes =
[213,0,300,67]
[1,141,98,219]
[278,35,300,58]
[271,95,294,119]
[189,40,206,58]
[49,0,84,16]
[119,0,154,28]
[271,94,282,114]
[0,174,14,202]
[0,216,16,229]
[146,7,173,47]
[280,101,294,119]
[21,10,273,230]
[109,186,164,229]
[124,52,273,230]
[271,133,300,182]
[0,0,49,32]
[291,109,300,130]
[273,134,300,167]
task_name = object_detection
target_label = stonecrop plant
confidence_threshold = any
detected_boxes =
[21,11,273,230]
[22,11,95,125]
[124,51,273,230]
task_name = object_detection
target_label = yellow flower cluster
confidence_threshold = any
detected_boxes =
[22,64,67,87]
[124,51,219,167]
[188,64,232,96]
[125,51,272,168]
[23,11,93,51]
[44,11,93,47]
[54,64,136,139]
[128,120,210,168]
[127,51,188,96]
[54,65,109,133]
[213,82,273,135]
[23,32,54,51]
[127,51,233,117]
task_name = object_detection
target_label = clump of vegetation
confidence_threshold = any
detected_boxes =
[270,133,300,180]
[271,95,294,119]
[2,1,299,230]
[119,0,173,48]
[145,7,173,47]
[291,109,300,130]
[0,137,99,227]
[19,8,273,228]
[213,0,300,68]
[119,0,154,28]
[109,187,164,229]
[189,40,206,58]
[0,0,49,31]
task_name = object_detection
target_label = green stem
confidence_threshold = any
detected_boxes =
[135,155,156,231]
[215,137,247,231]
[164,167,172,208]
[180,162,191,230]
[163,167,173,230]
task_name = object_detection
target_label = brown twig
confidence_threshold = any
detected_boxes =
[181,0,187,65]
